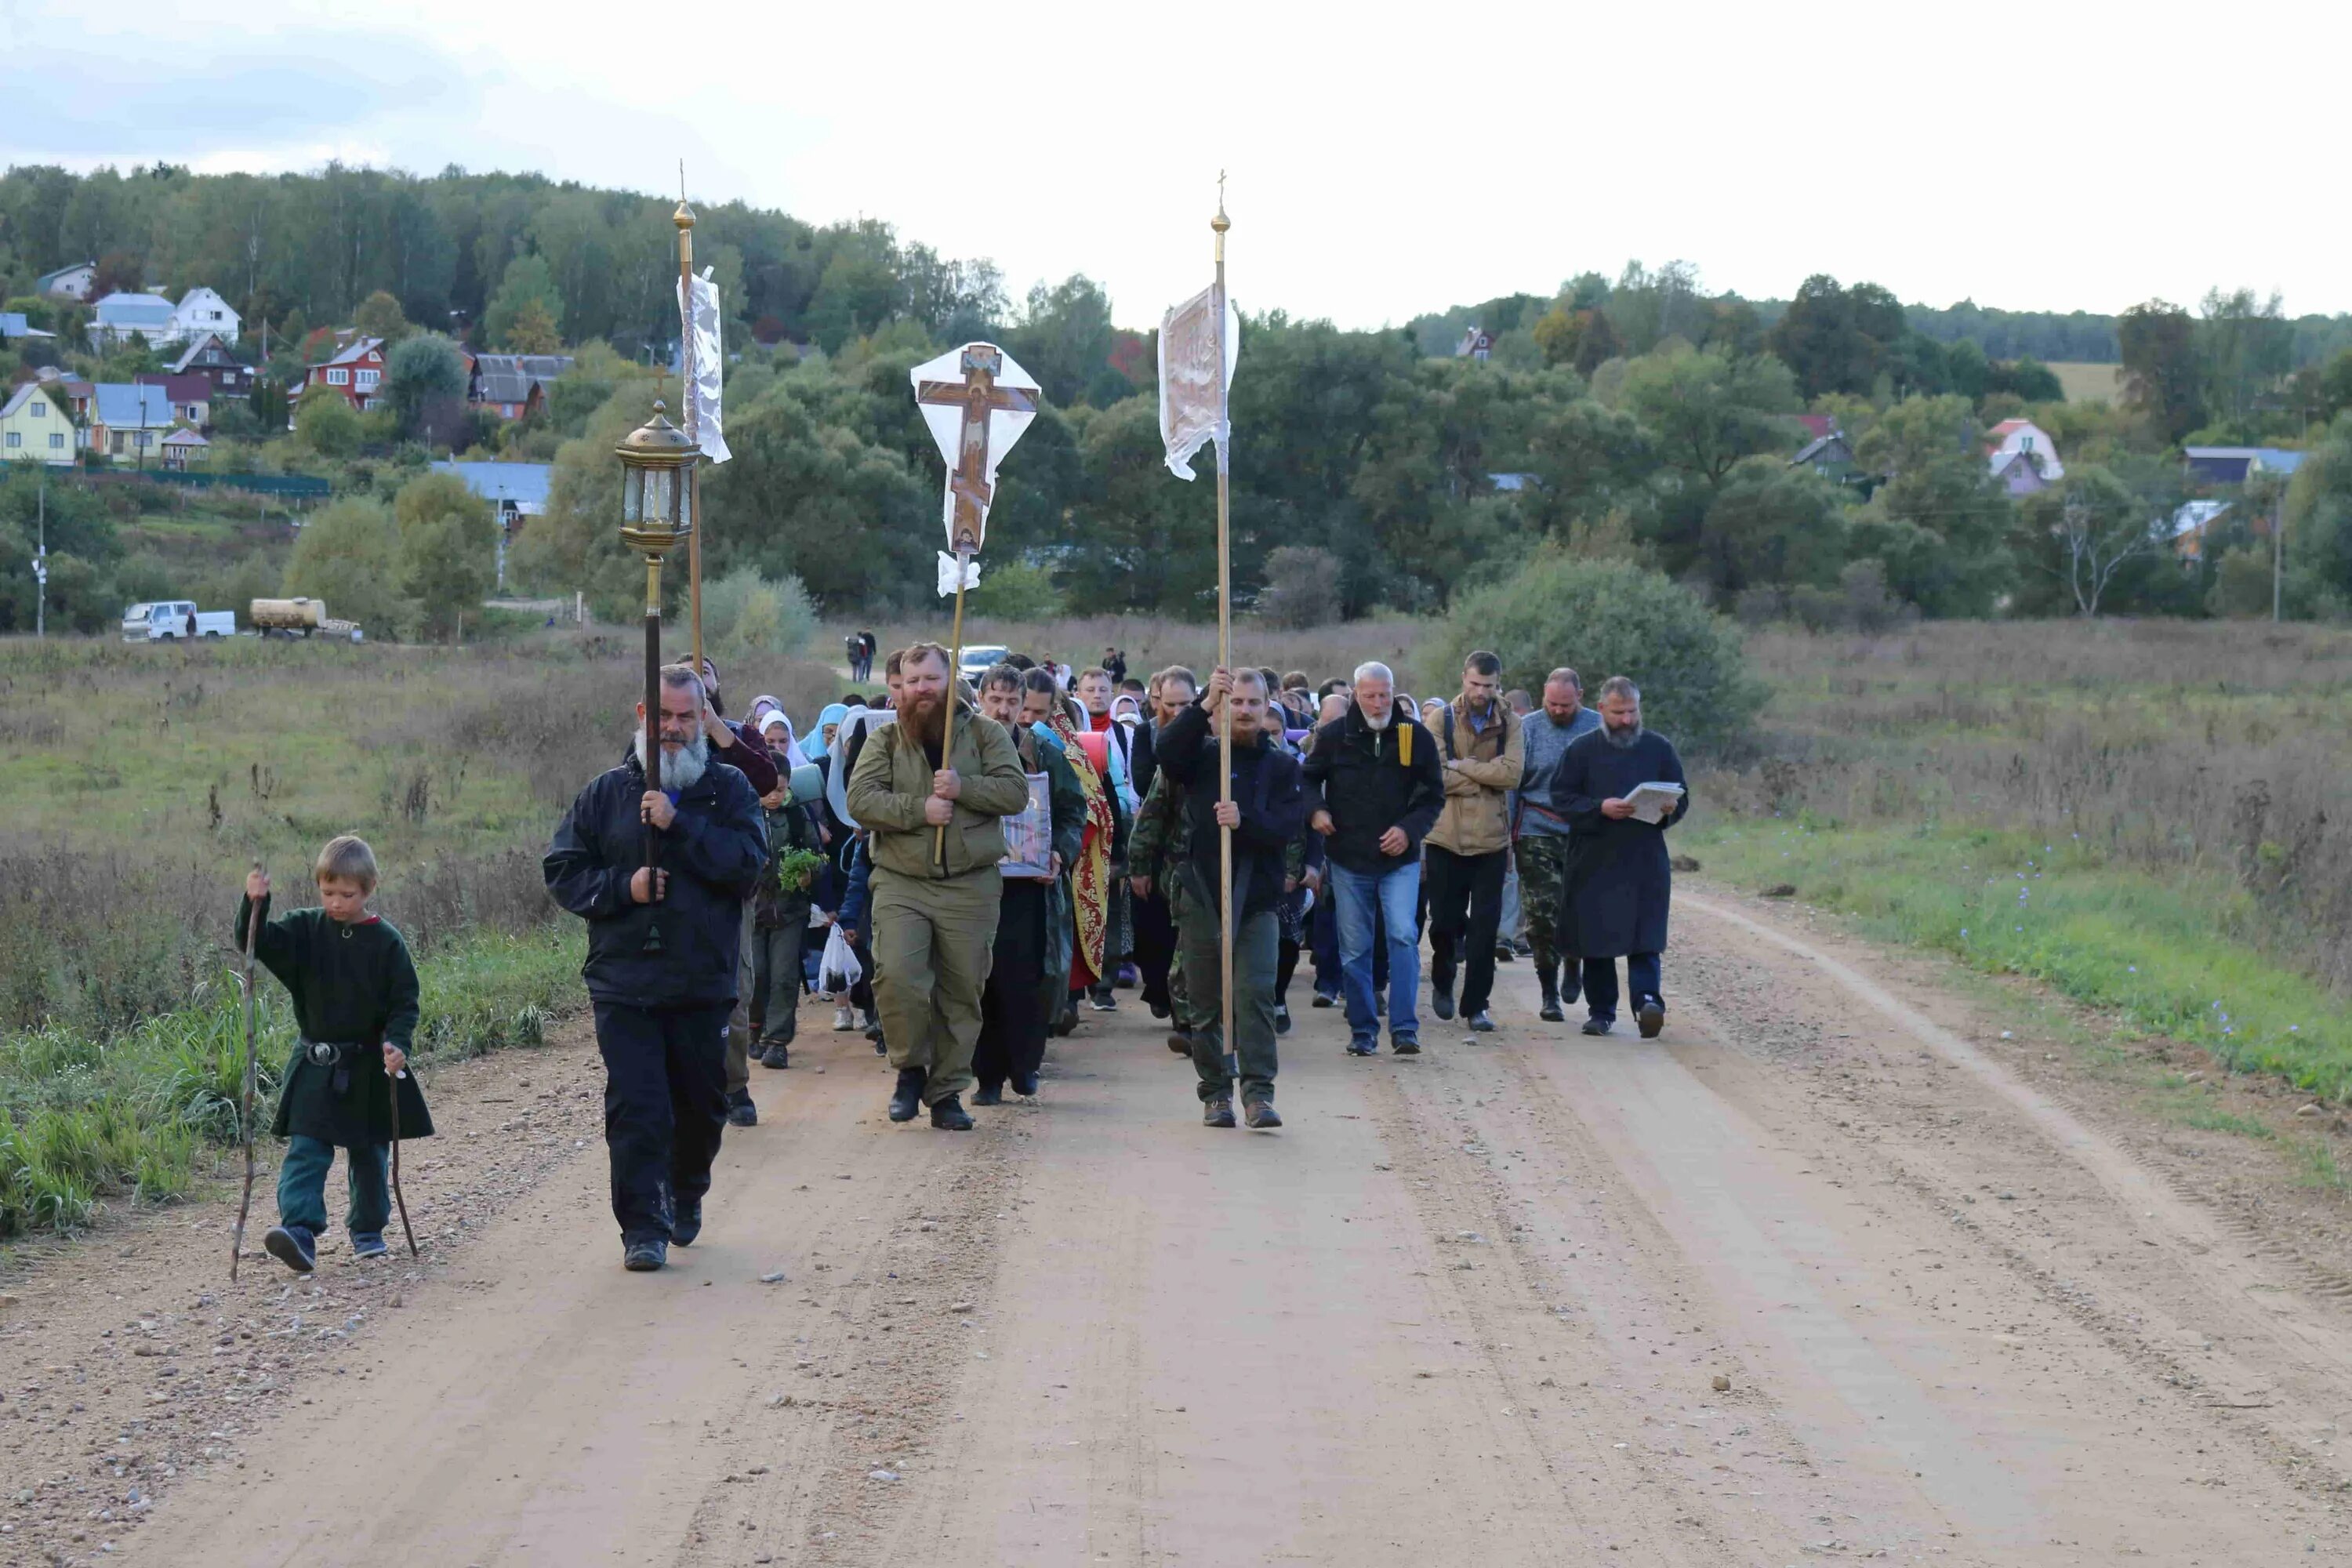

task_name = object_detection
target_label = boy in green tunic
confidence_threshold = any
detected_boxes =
[235,835,433,1273]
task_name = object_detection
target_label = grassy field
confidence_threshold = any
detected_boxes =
[2044,361,2127,404]
[0,632,844,1239]
[1693,619,2352,1096]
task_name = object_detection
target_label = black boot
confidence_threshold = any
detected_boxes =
[930,1094,975,1131]
[888,1068,926,1122]
[1432,975,1455,1022]
[971,1083,1004,1106]
[1538,962,1565,1023]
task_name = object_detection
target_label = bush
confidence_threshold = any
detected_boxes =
[1432,551,1765,753]
[1257,545,1342,630]
[967,558,1065,620]
[294,387,362,457]
[700,565,819,662]
[285,495,413,636]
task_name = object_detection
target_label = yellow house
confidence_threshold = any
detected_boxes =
[0,383,75,465]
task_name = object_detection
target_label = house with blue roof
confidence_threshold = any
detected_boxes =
[86,384,177,463]
[430,460,554,590]
[2183,446,2306,486]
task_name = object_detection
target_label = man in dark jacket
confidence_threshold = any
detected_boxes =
[1303,661,1445,1055]
[1156,666,1307,1128]
[694,659,779,1129]
[1553,676,1690,1039]
[543,666,768,1272]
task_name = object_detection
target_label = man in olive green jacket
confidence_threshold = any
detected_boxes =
[1423,649,1526,1032]
[847,643,1031,1129]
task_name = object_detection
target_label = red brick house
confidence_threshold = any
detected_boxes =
[305,336,387,411]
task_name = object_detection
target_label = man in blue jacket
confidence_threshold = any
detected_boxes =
[544,665,768,1272]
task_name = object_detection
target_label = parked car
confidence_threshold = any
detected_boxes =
[959,644,1011,681]
[123,600,233,641]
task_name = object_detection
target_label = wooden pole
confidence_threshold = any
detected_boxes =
[641,552,666,954]
[675,190,704,677]
[1211,187,1235,1076]
[935,546,972,867]
[229,861,263,1280]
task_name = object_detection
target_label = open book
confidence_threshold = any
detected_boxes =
[1624,782,1685,826]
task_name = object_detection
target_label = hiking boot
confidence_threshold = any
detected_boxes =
[1581,1016,1613,1037]
[1167,1029,1194,1056]
[350,1231,389,1260]
[1467,1011,1497,1033]
[1392,1036,1421,1055]
[671,1199,702,1247]
[1010,1069,1040,1097]
[1432,987,1455,1022]
[888,1068,927,1123]
[759,1042,791,1069]
[832,1004,855,1032]
[263,1225,315,1274]
[622,1236,667,1272]
[1635,997,1664,1039]
[930,1094,975,1131]
[971,1084,1004,1107]
[1203,1096,1237,1129]
[1243,1095,1282,1130]
[1538,962,1564,1022]
[1274,1004,1292,1036]
[726,1087,757,1127]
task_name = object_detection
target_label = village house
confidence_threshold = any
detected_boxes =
[0,384,75,465]
[1991,448,2053,496]
[1,311,56,342]
[1985,417,2063,484]
[467,352,573,419]
[84,384,176,463]
[160,428,211,471]
[169,332,255,401]
[34,261,96,302]
[305,337,388,410]
[2183,446,2306,486]
[132,372,213,431]
[430,458,554,588]
[85,287,243,349]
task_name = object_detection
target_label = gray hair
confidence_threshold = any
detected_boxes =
[657,663,707,705]
[1595,675,1640,704]
[1352,660,1394,687]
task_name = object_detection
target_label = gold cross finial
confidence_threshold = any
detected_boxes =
[1211,171,1230,234]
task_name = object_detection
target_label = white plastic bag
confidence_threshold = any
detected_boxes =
[820,924,862,994]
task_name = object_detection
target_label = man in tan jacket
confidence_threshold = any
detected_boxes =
[847,643,1031,1129]
[1423,649,1524,1032]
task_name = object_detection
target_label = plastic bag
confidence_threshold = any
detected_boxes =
[820,924,862,994]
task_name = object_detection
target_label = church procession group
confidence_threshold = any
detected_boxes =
[228,198,1692,1275]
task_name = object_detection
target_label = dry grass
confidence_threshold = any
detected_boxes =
[2045,361,2128,405]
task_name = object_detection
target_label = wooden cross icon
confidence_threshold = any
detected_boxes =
[915,344,1039,556]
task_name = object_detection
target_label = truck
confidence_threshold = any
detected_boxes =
[122,600,234,641]
[249,597,365,642]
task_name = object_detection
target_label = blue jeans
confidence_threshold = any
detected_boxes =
[277,1134,390,1240]
[1331,858,1421,1044]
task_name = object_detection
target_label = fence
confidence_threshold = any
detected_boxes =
[82,469,332,501]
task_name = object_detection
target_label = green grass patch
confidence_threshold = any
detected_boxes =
[1687,816,2351,1099]
[0,925,583,1241]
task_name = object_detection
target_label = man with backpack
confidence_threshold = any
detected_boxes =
[1423,650,1524,1033]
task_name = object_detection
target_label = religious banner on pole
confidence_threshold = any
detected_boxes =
[676,265,731,465]
[910,341,1041,590]
[1158,282,1239,481]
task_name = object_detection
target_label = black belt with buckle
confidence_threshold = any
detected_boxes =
[302,1039,366,1097]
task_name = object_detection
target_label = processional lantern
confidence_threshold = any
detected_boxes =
[614,397,699,951]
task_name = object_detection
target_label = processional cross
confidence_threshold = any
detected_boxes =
[915,344,1040,556]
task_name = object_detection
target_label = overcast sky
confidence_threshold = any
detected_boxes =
[8,0,2347,329]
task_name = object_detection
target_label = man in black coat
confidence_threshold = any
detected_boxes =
[1552,676,1690,1040]
[1155,666,1306,1128]
[1302,661,1445,1056]
[544,666,768,1272]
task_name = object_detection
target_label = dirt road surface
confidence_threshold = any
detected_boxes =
[14,884,2352,1566]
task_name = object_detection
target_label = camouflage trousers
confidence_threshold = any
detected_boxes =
[1164,876,1203,1031]
[1515,835,1573,977]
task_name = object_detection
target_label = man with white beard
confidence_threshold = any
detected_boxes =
[543,664,769,1272]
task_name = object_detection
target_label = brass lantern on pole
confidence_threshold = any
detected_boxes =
[615,397,699,951]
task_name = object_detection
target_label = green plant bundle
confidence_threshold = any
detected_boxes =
[775,847,827,895]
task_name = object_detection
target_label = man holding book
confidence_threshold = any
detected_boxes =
[1551,675,1690,1039]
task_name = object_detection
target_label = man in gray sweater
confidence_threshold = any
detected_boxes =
[1512,668,1602,1022]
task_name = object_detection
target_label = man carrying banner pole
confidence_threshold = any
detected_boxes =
[1160,183,1275,1126]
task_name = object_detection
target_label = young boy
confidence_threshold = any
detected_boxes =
[236,834,433,1273]
[749,766,823,1070]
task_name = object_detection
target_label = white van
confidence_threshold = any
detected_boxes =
[124,601,234,641]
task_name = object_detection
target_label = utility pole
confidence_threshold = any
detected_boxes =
[2271,488,2285,623]
[34,467,47,638]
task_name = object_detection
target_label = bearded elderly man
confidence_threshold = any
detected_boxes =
[544,664,768,1272]
[1552,676,1690,1040]
[848,642,1031,1131]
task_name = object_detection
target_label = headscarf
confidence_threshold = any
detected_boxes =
[805,702,850,760]
[826,706,885,829]
[753,702,810,769]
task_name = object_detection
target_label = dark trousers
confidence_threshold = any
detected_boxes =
[749,921,808,1046]
[1425,845,1507,1014]
[1177,905,1279,1103]
[1581,953,1663,1023]
[276,1134,388,1240]
[975,880,1049,1092]
[1134,888,1179,1014]
[1276,935,1301,1005]
[591,1000,731,1243]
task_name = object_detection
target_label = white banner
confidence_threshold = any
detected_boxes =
[676,267,730,464]
[1158,284,1239,481]
[936,550,982,597]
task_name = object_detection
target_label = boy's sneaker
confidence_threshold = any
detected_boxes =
[1635,997,1665,1040]
[623,1236,667,1272]
[350,1231,389,1260]
[1243,1095,1282,1130]
[671,1199,702,1247]
[1202,1096,1237,1129]
[831,1005,855,1032]
[263,1225,316,1275]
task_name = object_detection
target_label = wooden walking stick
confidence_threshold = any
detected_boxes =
[385,1054,419,1258]
[229,861,263,1281]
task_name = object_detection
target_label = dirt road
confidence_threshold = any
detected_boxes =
[23,885,2352,1566]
